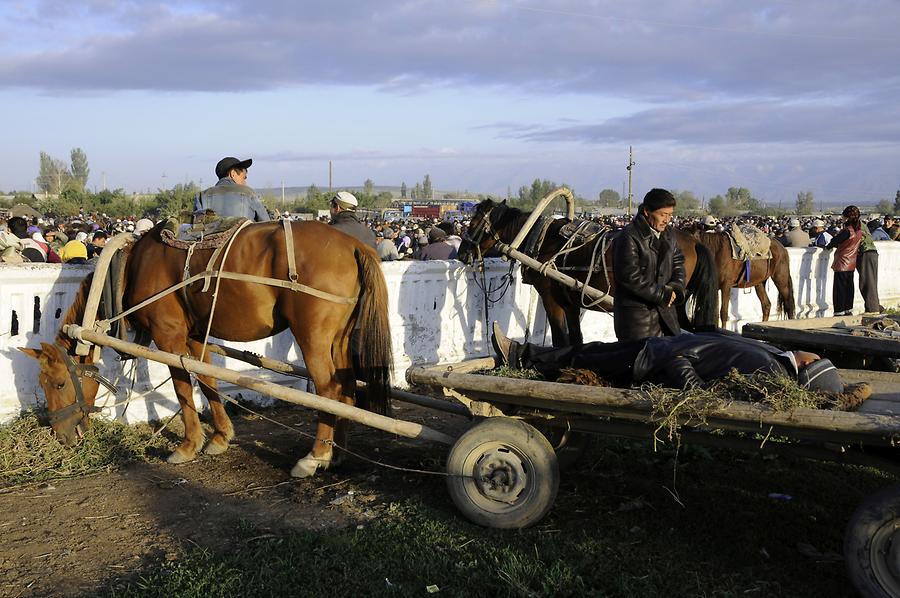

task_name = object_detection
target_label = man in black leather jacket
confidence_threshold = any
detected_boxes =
[613,188,686,340]
[491,323,843,393]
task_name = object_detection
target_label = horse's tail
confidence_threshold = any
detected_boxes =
[353,247,393,416]
[686,241,720,329]
[775,252,796,319]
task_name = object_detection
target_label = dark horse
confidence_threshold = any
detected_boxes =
[695,231,796,327]
[20,220,392,478]
[458,199,720,346]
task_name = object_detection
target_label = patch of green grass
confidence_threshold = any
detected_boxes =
[105,437,893,597]
[0,412,170,487]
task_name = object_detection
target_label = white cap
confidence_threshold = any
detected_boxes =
[789,218,800,228]
[812,219,826,228]
[701,215,718,226]
[332,191,358,209]
[134,218,154,235]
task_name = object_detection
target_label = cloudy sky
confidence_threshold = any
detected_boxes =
[1,1,897,205]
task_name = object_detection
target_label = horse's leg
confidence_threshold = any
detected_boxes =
[152,331,205,464]
[754,283,772,321]
[185,339,235,455]
[719,285,731,328]
[544,296,570,347]
[563,303,583,346]
[290,320,354,478]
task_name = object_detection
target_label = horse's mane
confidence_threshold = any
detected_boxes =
[56,273,95,350]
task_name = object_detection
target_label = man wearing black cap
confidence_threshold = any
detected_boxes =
[491,323,847,395]
[612,188,686,341]
[193,156,270,222]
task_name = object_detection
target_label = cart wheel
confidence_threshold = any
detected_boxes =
[446,417,559,529]
[845,484,900,598]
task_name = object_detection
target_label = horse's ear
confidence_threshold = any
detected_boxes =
[39,342,62,365]
[500,199,507,205]
[18,347,42,361]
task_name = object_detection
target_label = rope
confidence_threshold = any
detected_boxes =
[193,377,456,478]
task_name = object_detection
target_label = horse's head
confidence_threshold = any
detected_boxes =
[457,198,509,266]
[19,342,101,446]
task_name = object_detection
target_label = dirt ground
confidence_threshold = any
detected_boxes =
[0,402,468,598]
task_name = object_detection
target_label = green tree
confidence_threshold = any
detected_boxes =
[673,190,701,215]
[422,174,433,200]
[70,147,90,190]
[400,182,407,199]
[37,151,72,194]
[876,199,892,214]
[413,182,423,200]
[597,188,620,208]
[363,178,375,197]
[154,183,198,217]
[894,190,900,214]
[796,191,815,215]
[708,195,726,217]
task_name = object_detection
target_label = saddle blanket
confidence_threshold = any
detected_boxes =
[160,215,248,251]
[728,224,771,261]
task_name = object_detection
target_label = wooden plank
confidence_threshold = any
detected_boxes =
[407,362,900,437]
[744,315,864,330]
[741,323,900,357]
[65,326,455,446]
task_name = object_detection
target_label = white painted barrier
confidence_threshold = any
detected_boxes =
[1,242,899,424]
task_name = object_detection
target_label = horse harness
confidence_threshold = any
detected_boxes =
[48,345,118,429]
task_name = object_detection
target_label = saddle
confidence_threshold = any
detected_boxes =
[728,224,771,261]
[160,213,248,251]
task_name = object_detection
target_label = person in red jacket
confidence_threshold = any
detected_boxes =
[826,205,863,316]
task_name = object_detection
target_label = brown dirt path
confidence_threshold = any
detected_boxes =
[0,403,468,597]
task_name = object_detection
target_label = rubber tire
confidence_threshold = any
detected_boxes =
[446,417,559,529]
[845,484,900,598]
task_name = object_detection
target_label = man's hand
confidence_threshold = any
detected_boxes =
[668,290,677,306]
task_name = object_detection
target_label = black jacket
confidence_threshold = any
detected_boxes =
[330,211,376,249]
[633,330,791,389]
[612,212,686,340]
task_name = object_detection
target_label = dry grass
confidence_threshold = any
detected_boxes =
[474,365,542,379]
[0,412,170,488]
[644,368,836,445]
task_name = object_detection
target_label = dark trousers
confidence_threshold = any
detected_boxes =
[513,339,646,385]
[856,251,882,313]
[833,270,856,313]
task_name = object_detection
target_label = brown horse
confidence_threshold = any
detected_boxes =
[696,231,796,327]
[19,220,393,478]
[458,199,719,346]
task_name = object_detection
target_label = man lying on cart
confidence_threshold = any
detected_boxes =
[490,322,868,401]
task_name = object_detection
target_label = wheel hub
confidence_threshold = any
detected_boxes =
[474,447,528,503]
[870,520,900,594]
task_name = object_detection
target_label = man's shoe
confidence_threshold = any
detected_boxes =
[491,321,512,367]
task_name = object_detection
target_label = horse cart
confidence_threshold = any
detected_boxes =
[26,222,900,597]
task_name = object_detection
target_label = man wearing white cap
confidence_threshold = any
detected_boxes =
[329,191,375,248]
[811,219,832,247]
[784,218,809,248]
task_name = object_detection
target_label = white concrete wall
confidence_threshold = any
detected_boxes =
[2,242,899,423]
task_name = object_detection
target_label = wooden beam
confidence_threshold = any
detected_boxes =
[65,326,455,446]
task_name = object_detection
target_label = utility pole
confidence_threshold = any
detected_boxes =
[328,161,333,192]
[626,146,635,215]
[281,180,285,210]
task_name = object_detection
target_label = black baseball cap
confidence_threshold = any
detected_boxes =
[215,156,252,179]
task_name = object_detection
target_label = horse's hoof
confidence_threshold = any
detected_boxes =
[204,435,229,455]
[166,449,195,464]
[291,454,330,478]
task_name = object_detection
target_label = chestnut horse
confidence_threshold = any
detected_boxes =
[20,220,392,478]
[696,231,796,327]
[458,199,719,346]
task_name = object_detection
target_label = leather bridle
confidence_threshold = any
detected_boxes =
[48,345,117,430]
[462,203,508,250]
